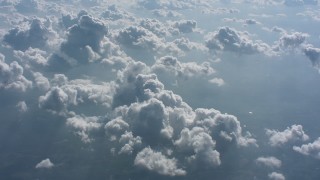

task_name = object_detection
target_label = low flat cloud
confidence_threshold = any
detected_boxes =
[151,56,215,80]
[256,156,282,168]
[268,172,286,180]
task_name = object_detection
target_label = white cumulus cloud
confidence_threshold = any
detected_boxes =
[35,158,54,169]
[266,124,309,147]
[134,147,186,176]
[293,137,320,159]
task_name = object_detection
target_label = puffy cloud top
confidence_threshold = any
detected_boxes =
[3,19,50,51]
[174,127,221,167]
[101,5,133,21]
[66,115,101,143]
[172,20,197,34]
[116,26,161,50]
[0,54,32,92]
[196,111,257,147]
[266,124,309,147]
[38,87,69,112]
[206,27,272,55]
[293,137,320,159]
[134,147,186,176]
[59,14,108,64]
[278,32,309,49]
[303,45,320,70]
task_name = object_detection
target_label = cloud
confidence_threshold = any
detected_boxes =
[38,87,69,112]
[202,7,240,15]
[297,9,320,21]
[151,56,215,80]
[136,0,172,10]
[174,127,221,167]
[35,158,54,169]
[16,101,28,113]
[32,72,50,91]
[1,0,319,179]
[60,11,87,29]
[51,74,68,87]
[173,37,207,52]
[116,26,158,49]
[171,20,197,34]
[303,44,320,70]
[268,172,286,180]
[0,54,32,92]
[118,131,142,155]
[293,137,320,159]
[256,156,282,168]
[136,0,209,10]
[80,0,101,7]
[228,0,316,6]
[3,18,51,51]
[269,26,286,33]
[66,115,102,143]
[101,5,134,21]
[243,0,285,5]
[245,18,260,25]
[195,109,257,147]
[56,78,115,108]
[266,124,309,147]
[134,147,186,176]
[112,63,154,107]
[108,66,254,173]
[15,0,41,13]
[14,48,48,69]
[105,118,142,155]
[105,117,130,138]
[284,0,317,6]
[139,18,170,37]
[51,13,108,67]
[223,18,261,26]
[205,27,273,55]
[209,78,225,86]
[152,9,182,18]
[100,38,133,68]
[115,25,180,56]
[115,98,172,145]
[277,32,309,49]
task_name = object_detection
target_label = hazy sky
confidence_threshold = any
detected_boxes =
[1,0,320,180]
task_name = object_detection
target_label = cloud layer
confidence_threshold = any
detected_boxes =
[0,0,320,180]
